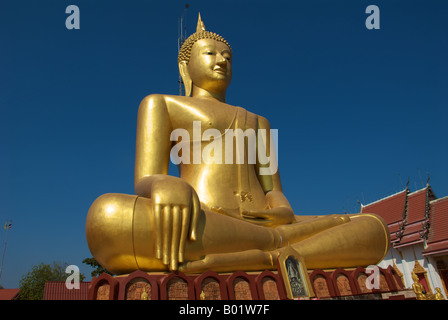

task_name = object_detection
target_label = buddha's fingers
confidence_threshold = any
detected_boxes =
[190,191,200,241]
[178,206,190,263]
[162,205,172,266]
[170,205,182,271]
[179,259,206,274]
[154,204,162,260]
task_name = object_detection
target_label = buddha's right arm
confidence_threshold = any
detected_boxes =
[134,94,173,193]
[132,94,200,271]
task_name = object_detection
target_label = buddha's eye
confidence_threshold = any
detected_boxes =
[222,51,232,61]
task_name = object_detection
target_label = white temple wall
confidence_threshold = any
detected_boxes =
[378,243,447,298]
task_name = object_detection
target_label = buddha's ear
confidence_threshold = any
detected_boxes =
[178,61,192,97]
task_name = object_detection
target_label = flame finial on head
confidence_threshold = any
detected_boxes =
[196,13,206,32]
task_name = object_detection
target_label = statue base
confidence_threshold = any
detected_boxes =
[88,264,415,300]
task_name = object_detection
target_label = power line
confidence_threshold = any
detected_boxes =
[0,220,12,282]
[178,4,189,95]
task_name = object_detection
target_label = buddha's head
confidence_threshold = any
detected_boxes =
[178,14,232,98]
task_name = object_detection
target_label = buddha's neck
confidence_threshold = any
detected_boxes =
[192,85,226,103]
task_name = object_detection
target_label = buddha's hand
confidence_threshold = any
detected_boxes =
[242,207,294,227]
[149,175,201,271]
[242,190,295,227]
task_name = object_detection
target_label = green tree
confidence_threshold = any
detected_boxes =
[19,261,85,300]
[82,257,114,277]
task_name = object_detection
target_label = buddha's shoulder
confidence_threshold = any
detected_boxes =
[138,94,264,119]
[139,94,236,108]
[140,93,210,105]
[139,93,181,103]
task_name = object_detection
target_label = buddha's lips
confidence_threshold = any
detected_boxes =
[213,67,226,74]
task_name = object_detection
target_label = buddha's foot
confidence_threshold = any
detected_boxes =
[178,249,276,273]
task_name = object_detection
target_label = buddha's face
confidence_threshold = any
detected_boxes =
[187,38,232,94]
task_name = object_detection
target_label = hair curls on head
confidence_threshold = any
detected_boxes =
[177,14,232,64]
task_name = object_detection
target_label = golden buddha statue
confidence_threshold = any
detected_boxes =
[434,287,445,300]
[86,14,390,275]
[411,272,426,300]
[140,288,149,300]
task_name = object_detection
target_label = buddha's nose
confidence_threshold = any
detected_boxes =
[216,53,227,66]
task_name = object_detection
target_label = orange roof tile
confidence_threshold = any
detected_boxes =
[44,281,90,300]
[405,188,428,224]
[423,240,448,256]
[395,231,423,247]
[423,196,448,255]
[393,187,433,247]
[361,189,408,225]
[397,222,426,247]
[0,289,20,300]
[428,196,448,243]
[388,222,403,242]
[361,185,447,250]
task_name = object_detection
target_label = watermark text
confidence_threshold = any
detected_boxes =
[170,121,278,175]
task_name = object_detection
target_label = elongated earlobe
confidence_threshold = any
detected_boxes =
[179,61,192,97]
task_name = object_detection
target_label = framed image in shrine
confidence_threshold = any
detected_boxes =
[277,246,315,299]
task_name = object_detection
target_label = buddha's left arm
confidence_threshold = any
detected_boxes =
[243,115,295,227]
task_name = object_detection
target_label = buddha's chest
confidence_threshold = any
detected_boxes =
[167,98,257,135]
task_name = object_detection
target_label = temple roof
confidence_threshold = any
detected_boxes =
[394,187,434,248]
[360,189,407,225]
[360,189,407,243]
[43,281,90,300]
[423,196,448,256]
[0,288,20,300]
[360,183,447,255]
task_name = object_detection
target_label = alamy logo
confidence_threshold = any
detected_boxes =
[170,121,279,175]
[65,265,80,290]
[365,265,380,290]
[65,5,80,30]
[365,5,380,30]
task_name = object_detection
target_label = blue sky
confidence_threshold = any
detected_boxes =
[0,0,447,289]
